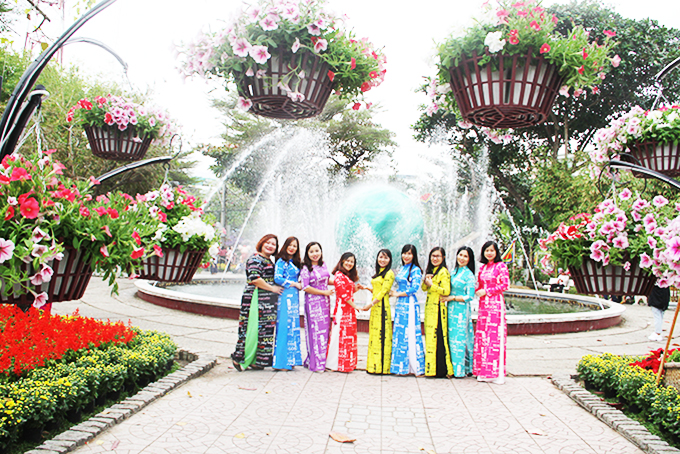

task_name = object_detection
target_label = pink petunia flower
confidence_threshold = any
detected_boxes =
[31,227,49,243]
[612,55,621,67]
[653,195,669,207]
[249,45,271,64]
[291,38,300,54]
[237,97,253,111]
[665,236,680,261]
[314,39,328,53]
[0,238,15,263]
[639,253,653,268]
[232,38,252,57]
[648,237,657,249]
[559,86,569,97]
[623,261,631,271]
[590,249,604,262]
[619,188,632,200]
[32,292,49,309]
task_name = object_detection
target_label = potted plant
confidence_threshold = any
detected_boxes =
[538,189,670,296]
[592,105,680,178]
[0,151,156,310]
[66,94,177,161]
[428,0,619,128]
[132,184,218,283]
[177,0,386,119]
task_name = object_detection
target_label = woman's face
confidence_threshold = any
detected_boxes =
[402,250,413,265]
[342,256,355,272]
[484,245,497,262]
[262,238,277,256]
[308,244,322,263]
[430,250,443,267]
[286,240,298,256]
[457,250,470,268]
[377,252,390,268]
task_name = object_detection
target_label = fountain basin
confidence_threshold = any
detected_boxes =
[135,275,625,335]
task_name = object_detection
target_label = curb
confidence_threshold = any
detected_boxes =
[551,375,680,454]
[24,349,217,454]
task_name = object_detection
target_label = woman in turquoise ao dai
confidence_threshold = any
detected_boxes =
[390,244,425,376]
[440,246,476,378]
[272,236,303,370]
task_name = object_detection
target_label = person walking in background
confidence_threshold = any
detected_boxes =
[440,246,476,378]
[390,244,426,376]
[422,247,452,378]
[231,234,282,371]
[363,249,395,375]
[649,284,671,342]
[326,252,361,373]
[300,242,334,372]
[474,241,510,384]
[272,236,303,370]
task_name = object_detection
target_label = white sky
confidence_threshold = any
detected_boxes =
[15,0,680,177]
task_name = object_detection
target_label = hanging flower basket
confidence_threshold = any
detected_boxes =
[625,141,680,178]
[137,247,206,283]
[568,258,655,297]
[236,49,334,120]
[84,125,153,161]
[0,245,93,306]
[447,50,563,129]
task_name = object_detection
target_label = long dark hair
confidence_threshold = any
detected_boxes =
[372,249,393,279]
[480,241,502,264]
[425,247,447,275]
[275,236,302,268]
[453,246,475,275]
[303,241,324,272]
[332,252,359,282]
[401,244,421,282]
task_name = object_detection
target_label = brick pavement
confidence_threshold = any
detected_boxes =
[48,276,673,453]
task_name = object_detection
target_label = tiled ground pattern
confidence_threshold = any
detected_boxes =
[71,364,643,454]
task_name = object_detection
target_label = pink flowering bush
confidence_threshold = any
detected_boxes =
[177,0,386,110]
[591,105,680,166]
[539,189,680,287]
[66,94,178,144]
[426,0,618,116]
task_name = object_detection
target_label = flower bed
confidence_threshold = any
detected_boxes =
[0,306,176,451]
[578,351,680,441]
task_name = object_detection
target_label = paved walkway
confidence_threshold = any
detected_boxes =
[50,274,678,453]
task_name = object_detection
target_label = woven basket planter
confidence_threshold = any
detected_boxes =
[447,50,563,129]
[568,258,655,297]
[237,49,334,120]
[84,125,153,161]
[0,245,93,306]
[664,362,680,390]
[137,247,206,283]
[625,141,680,178]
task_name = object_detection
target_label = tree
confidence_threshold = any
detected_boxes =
[413,0,680,233]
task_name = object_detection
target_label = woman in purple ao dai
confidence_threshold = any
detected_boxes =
[300,242,335,372]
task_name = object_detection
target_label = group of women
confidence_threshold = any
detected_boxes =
[230,234,510,384]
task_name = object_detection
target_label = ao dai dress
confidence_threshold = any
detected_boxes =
[447,267,476,378]
[300,264,332,372]
[423,267,452,378]
[326,271,357,372]
[366,269,395,375]
[272,259,303,370]
[474,261,510,380]
[390,265,425,375]
[231,254,278,369]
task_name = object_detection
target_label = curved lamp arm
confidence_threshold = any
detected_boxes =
[0,0,117,159]
[63,37,128,73]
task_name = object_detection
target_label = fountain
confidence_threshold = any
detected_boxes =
[135,126,626,335]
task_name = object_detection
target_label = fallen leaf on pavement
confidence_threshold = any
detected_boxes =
[235,433,245,439]
[96,441,104,445]
[238,386,257,391]
[111,440,119,450]
[529,429,545,436]
[426,450,436,454]
[187,392,192,398]
[176,422,187,426]
[330,432,356,443]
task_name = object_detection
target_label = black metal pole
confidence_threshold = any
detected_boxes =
[608,159,680,191]
[0,0,117,158]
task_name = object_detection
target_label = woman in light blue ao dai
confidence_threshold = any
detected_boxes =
[390,244,425,376]
[272,236,303,370]
[440,246,476,378]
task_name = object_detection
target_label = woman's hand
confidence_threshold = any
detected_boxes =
[292,282,303,290]
[271,285,283,295]
[475,289,487,298]
[440,295,454,302]
[424,275,433,287]
[324,289,335,297]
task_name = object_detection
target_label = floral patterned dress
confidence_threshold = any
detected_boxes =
[300,264,332,372]
[447,266,476,378]
[473,261,510,380]
[366,269,395,375]
[272,258,303,370]
[326,271,357,372]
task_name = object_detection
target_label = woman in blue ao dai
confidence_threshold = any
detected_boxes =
[440,246,476,378]
[390,244,425,376]
[272,236,303,370]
